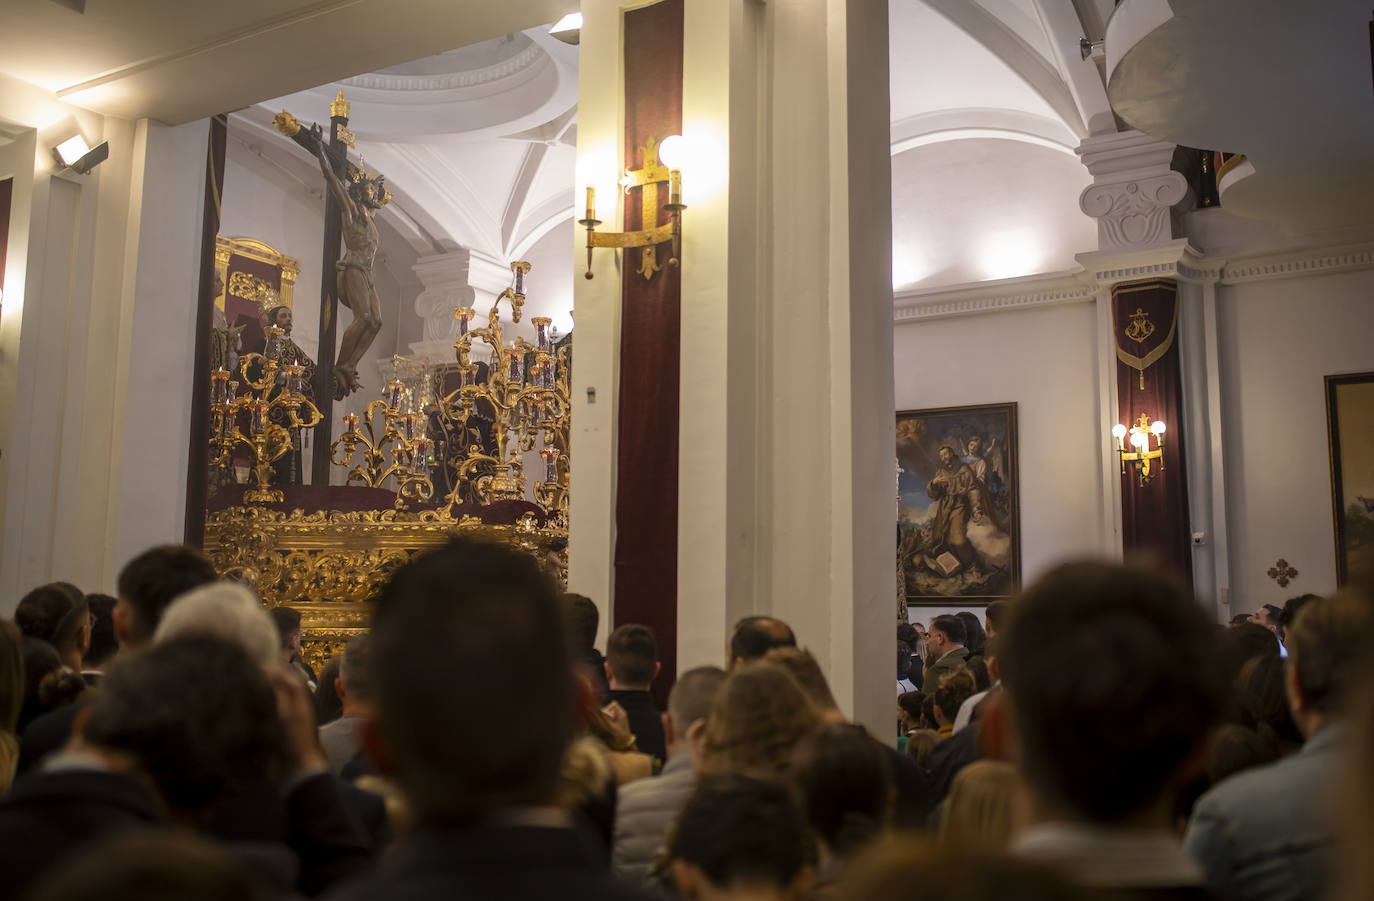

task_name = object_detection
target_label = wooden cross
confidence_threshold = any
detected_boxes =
[1267,558,1298,589]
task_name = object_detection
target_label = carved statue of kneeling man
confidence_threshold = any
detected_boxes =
[312,128,383,399]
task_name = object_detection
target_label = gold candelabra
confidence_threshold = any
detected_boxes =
[436,260,571,517]
[210,324,324,503]
[329,377,435,503]
[1112,413,1166,485]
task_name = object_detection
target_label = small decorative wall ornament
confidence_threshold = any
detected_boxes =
[1267,558,1298,589]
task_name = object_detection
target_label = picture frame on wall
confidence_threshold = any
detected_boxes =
[897,402,1021,606]
[1326,371,1374,588]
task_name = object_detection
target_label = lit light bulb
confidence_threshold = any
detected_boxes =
[1111,423,1128,440]
[1130,432,1147,449]
[658,134,687,169]
[1150,420,1166,435]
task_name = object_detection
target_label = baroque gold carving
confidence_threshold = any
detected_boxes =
[228,271,280,315]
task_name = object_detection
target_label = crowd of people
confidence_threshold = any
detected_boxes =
[0,538,1370,901]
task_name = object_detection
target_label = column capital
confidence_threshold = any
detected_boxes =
[1077,130,1188,252]
[411,247,512,345]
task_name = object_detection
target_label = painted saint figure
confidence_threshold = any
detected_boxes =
[312,131,382,399]
[927,445,979,570]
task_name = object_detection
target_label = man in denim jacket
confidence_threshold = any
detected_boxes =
[1185,592,1372,901]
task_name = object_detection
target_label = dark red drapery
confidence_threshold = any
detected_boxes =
[614,0,684,710]
[1113,280,1192,585]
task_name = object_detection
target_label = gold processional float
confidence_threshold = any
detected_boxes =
[204,262,570,664]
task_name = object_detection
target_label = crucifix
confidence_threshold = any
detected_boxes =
[273,91,392,485]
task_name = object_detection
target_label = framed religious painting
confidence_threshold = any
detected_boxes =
[897,403,1021,605]
[1326,371,1374,587]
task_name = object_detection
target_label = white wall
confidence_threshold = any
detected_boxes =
[1217,266,1374,611]
[894,299,1111,627]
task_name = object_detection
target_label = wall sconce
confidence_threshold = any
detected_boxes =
[52,135,109,175]
[578,134,686,281]
[1112,414,1165,485]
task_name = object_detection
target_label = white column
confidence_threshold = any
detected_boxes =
[408,247,514,362]
[572,0,894,735]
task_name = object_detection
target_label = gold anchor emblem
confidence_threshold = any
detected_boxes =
[1125,308,1155,344]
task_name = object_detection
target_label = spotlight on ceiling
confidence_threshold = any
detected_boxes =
[52,135,109,174]
[550,12,582,45]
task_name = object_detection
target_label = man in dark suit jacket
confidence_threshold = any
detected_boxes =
[328,539,658,901]
[604,624,667,763]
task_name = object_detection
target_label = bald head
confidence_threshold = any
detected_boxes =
[727,616,796,668]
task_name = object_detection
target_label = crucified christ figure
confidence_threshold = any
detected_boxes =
[312,129,382,399]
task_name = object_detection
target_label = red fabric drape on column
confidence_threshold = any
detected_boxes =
[1113,280,1192,585]
[614,0,684,711]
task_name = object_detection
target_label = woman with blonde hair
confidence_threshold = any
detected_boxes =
[939,759,1020,852]
[699,663,821,776]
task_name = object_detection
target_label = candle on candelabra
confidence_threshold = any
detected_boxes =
[402,411,416,440]
[250,399,267,436]
[529,401,542,426]
[532,317,552,352]
[219,406,235,439]
[585,185,596,222]
[541,447,559,483]
[386,380,403,409]
[284,361,303,395]
[462,364,477,388]
[211,367,229,404]
[510,346,524,384]
[226,382,238,402]
[670,168,682,206]
[264,324,283,362]
[454,307,474,337]
[343,411,359,433]
[413,437,431,476]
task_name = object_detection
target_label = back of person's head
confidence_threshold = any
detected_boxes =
[955,611,986,655]
[668,772,816,899]
[939,760,1019,852]
[25,829,268,901]
[967,656,991,692]
[370,538,573,825]
[339,632,373,702]
[728,616,797,665]
[116,545,218,645]
[0,620,23,734]
[1287,591,1374,717]
[152,582,278,668]
[19,637,63,731]
[984,601,1009,635]
[83,594,119,668]
[897,690,923,722]
[1220,621,1280,686]
[905,728,944,769]
[897,623,919,647]
[669,665,728,734]
[929,614,966,647]
[606,623,658,688]
[314,654,344,725]
[788,722,892,859]
[268,606,302,650]
[83,635,288,813]
[897,641,912,678]
[1279,593,1319,636]
[561,592,599,654]
[763,646,839,713]
[934,667,976,725]
[701,663,821,776]
[15,583,89,656]
[1000,561,1226,824]
[1236,653,1303,746]
[1338,658,1374,901]
[1205,723,1279,787]
[838,840,1093,901]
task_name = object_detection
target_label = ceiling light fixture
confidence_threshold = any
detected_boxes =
[550,13,582,45]
[52,134,109,174]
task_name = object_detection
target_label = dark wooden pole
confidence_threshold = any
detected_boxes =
[184,114,228,547]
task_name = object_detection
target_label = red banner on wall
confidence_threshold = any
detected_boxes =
[614,0,684,710]
[1113,280,1192,585]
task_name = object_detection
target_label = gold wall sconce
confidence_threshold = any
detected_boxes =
[579,134,686,281]
[1112,413,1166,485]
